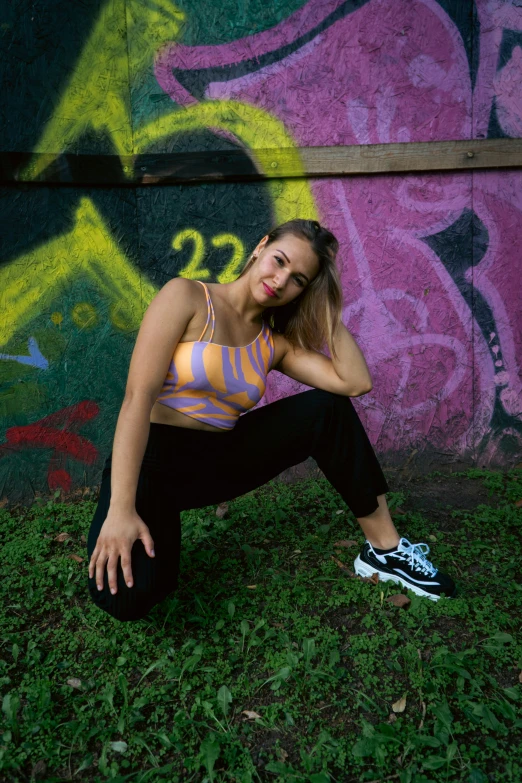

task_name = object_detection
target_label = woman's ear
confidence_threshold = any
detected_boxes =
[256,235,269,255]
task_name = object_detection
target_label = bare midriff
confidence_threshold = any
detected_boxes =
[149,400,230,433]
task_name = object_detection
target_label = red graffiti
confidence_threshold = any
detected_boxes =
[0,401,99,493]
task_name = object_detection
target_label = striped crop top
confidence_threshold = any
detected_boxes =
[156,280,274,430]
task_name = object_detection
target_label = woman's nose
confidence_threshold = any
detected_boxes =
[273,270,288,288]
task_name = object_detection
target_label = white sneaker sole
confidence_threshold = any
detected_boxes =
[353,555,441,601]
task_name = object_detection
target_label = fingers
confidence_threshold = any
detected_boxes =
[88,545,98,580]
[139,530,155,559]
[88,526,154,595]
[95,550,109,592]
[89,545,124,594]
[106,553,119,595]
[88,544,104,587]
[120,552,134,589]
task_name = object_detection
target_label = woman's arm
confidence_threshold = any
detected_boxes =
[89,277,198,594]
[110,276,198,509]
[271,323,373,397]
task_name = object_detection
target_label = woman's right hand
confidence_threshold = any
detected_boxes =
[88,507,155,595]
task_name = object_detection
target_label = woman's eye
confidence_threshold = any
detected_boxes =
[294,277,304,287]
[275,256,284,266]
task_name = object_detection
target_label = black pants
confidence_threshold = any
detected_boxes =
[87,389,389,621]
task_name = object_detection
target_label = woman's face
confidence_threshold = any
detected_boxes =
[251,234,320,307]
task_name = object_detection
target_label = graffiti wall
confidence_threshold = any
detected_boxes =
[1,0,521,502]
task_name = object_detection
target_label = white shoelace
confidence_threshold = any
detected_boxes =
[396,538,437,577]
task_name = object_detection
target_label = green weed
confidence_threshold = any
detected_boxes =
[0,469,521,781]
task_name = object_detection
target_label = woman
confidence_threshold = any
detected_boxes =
[87,219,455,621]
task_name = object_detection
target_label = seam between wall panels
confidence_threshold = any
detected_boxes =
[470,0,476,465]
[122,0,144,327]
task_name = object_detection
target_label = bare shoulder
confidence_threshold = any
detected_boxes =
[137,277,205,349]
[147,277,205,324]
[125,278,204,399]
[160,276,204,305]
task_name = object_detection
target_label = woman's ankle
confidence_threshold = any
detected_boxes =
[366,534,401,551]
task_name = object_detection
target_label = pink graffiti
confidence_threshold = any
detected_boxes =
[156,0,471,145]
[155,0,522,463]
[474,0,522,139]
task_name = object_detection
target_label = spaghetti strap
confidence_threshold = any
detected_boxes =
[156,280,273,430]
[196,280,215,343]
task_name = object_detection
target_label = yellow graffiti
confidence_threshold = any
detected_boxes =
[134,101,319,226]
[20,0,185,181]
[110,301,142,332]
[18,0,320,225]
[11,2,323,361]
[0,198,157,348]
[173,230,246,283]
[175,230,210,280]
[214,234,244,284]
[71,302,98,330]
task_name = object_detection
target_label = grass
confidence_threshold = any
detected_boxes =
[0,468,521,783]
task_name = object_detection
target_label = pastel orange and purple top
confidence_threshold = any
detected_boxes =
[156,280,274,430]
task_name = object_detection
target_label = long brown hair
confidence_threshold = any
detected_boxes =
[238,219,343,358]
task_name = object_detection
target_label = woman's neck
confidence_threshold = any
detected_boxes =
[210,274,265,324]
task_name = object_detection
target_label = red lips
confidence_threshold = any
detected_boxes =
[262,282,277,297]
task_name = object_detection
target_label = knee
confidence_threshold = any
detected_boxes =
[306,388,352,404]
[305,388,354,418]
[301,388,342,410]
[87,579,156,622]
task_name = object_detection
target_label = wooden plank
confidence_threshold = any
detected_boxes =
[2,138,522,185]
[300,138,522,175]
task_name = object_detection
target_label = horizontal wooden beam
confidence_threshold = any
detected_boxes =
[2,138,522,186]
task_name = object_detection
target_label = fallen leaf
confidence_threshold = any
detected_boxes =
[68,554,84,563]
[515,499,522,508]
[242,710,262,720]
[54,532,70,542]
[31,760,47,777]
[293,549,302,554]
[246,585,257,590]
[333,540,357,548]
[216,502,229,519]
[388,713,397,723]
[392,695,407,713]
[277,747,289,761]
[81,534,87,543]
[390,506,406,516]
[429,535,437,542]
[330,556,356,577]
[110,741,128,753]
[335,509,344,515]
[386,594,411,608]
[418,700,427,729]
[359,572,379,585]
[67,678,82,689]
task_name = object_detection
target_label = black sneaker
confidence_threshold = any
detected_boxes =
[353,537,456,601]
